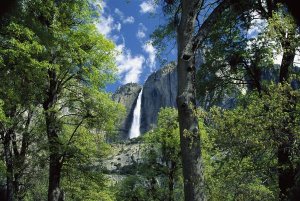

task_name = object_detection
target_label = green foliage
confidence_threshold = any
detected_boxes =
[115,175,148,201]
[0,100,6,121]
[196,8,280,108]
[0,0,125,199]
[267,5,299,53]
[62,163,115,201]
[0,159,6,184]
[144,107,181,164]
[114,108,184,201]
[0,21,47,108]
[202,83,300,200]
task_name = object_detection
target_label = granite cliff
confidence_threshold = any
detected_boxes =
[140,62,177,133]
[112,63,177,139]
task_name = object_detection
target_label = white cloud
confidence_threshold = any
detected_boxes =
[140,1,157,14]
[137,31,146,39]
[123,16,135,24]
[95,3,143,84]
[96,14,122,37]
[142,41,157,72]
[116,43,145,84]
[114,8,135,24]
[96,15,115,36]
[115,22,122,32]
[136,23,147,39]
[114,8,123,18]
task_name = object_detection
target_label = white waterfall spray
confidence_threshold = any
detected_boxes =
[129,89,143,139]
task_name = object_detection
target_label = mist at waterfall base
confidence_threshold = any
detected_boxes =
[129,89,143,139]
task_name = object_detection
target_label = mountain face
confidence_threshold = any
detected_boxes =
[112,63,177,139]
[112,60,238,139]
[112,83,142,139]
[140,62,177,133]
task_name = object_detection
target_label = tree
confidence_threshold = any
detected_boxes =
[202,82,300,200]
[143,108,183,201]
[153,1,256,200]
[172,1,206,200]
[0,0,124,200]
[194,1,300,199]
[0,13,48,200]
[115,108,183,201]
[147,1,299,200]
[18,1,121,200]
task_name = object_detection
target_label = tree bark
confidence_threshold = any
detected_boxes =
[277,95,298,201]
[45,112,64,201]
[168,161,176,201]
[177,1,205,200]
[43,70,64,201]
[277,33,297,200]
[279,38,296,83]
[4,129,14,201]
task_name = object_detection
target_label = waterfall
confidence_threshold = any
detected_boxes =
[129,89,143,139]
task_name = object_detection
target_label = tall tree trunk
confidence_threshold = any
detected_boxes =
[168,161,176,201]
[177,1,205,200]
[43,70,64,201]
[45,111,64,201]
[279,39,296,83]
[47,144,63,201]
[277,33,297,200]
[4,129,14,201]
[277,94,298,200]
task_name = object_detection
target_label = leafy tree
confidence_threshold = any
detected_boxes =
[152,1,267,199]
[16,1,123,200]
[0,1,125,200]
[195,2,300,199]
[143,108,183,201]
[0,12,48,200]
[115,108,183,201]
[202,82,300,200]
[156,0,207,199]
[115,175,148,201]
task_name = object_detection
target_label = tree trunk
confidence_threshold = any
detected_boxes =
[279,39,295,83]
[277,33,297,200]
[168,161,176,201]
[45,110,64,201]
[43,70,64,201]
[48,150,63,201]
[177,1,205,200]
[278,137,295,200]
[4,129,14,201]
[277,96,298,201]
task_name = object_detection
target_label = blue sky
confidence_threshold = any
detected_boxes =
[95,0,300,93]
[94,0,174,92]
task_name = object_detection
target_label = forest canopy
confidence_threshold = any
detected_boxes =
[0,0,299,201]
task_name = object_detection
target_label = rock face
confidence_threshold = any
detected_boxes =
[103,141,143,175]
[112,63,178,138]
[112,83,142,139]
[140,62,177,133]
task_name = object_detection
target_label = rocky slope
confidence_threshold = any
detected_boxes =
[103,140,142,174]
